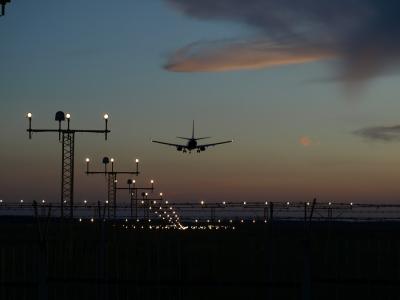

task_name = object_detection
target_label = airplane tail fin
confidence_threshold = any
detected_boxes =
[192,120,195,139]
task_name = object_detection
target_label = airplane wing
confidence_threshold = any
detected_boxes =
[197,140,233,148]
[152,140,187,148]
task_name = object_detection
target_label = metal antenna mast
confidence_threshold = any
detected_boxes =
[85,156,139,218]
[0,0,10,16]
[26,111,110,218]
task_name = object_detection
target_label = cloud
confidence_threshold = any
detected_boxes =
[299,136,312,147]
[354,125,400,142]
[165,39,333,72]
[165,0,400,82]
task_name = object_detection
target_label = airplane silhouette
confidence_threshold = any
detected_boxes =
[152,121,233,153]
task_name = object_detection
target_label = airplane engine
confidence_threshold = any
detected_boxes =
[177,146,182,151]
[200,146,206,151]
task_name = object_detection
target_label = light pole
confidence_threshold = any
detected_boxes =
[26,111,110,218]
[85,156,139,218]
[117,179,155,219]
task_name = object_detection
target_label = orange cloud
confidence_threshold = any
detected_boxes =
[165,39,333,72]
[299,136,312,147]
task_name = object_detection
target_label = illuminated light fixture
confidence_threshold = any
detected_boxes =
[195,219,198,223]
[240,219,244,223]
[135,158,139,163]
[42,200,45,203]
[286,202,290,205]
[141,200,144,204]
[0,200,3,203]
[153,201,156,204]
[85,158,90,163]
[79,218,82,222]
[150,179,154,184]
[265,201,268,205]
[20,199,24,203]
[200,200,205,205]
[159,192,163,197]
[243,201,246,205]
[110,158,114,163]
[165,201,169,204]
[125,219,128,222]
[350,202,353,206]
[103,114,109,120]
[222,201,226,205]
[307,202,310,206]
[229,219,233,223]
[90,218,94,222]
[145,192,148,196]
[66,113,71,119]
[105,200,109,204]
[328,202,332,206]
[27,112,32,118]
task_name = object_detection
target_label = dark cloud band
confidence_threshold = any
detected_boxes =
[165,0,400,82]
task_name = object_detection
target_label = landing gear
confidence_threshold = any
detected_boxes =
[183,149,187,153]
[197,149,200,153]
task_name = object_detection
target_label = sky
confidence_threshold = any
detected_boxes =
[1,0,400,204]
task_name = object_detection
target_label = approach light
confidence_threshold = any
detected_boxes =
[110,158,114,163]
[159,192,163,197]
[66,113,71,119]
[103,114,109,120]
[85,158,90,163]
[200,200,205,205]
[243,201,247,205]
[135,158,139,163]
[27,112,32,118]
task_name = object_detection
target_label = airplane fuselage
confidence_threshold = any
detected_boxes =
[187,139,197,150]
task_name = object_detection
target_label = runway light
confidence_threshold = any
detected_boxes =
[141,200,144,204]
[135,158,139,163]
[286,202,290,206]
[42,200,45,203]
[90,218,94,222]
[20,199,24,203]
[110,158,114,163]
[79,218,82,222]
[84,200,87,204]
[350,202,353,206]
[265,201,268,205]
[105,200,109,204]
[243,201,246,205]
[27,112,32,118]
[103,114,109,120]
[328,202,332,206]
[307,202,310,206]
[200,200,205,205]
[66,113,71,119]
[222,201,226,205]
[150,179,154,184]
[85,158,90,162]
[0,200,3,203]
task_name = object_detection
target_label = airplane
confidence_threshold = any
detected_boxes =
[152,121,233,153]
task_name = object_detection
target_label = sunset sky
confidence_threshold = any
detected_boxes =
[2,0,400,204]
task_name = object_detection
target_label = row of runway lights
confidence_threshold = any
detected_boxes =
[0,199,355,207]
